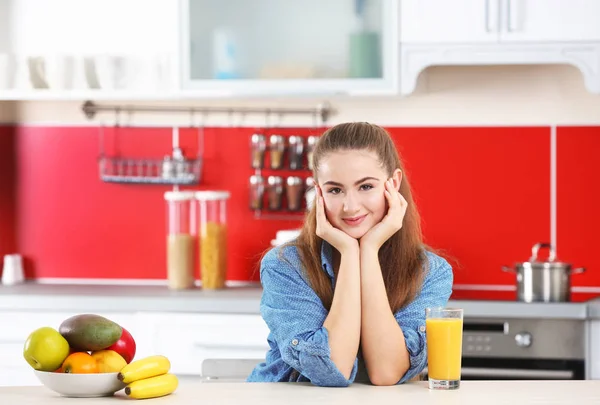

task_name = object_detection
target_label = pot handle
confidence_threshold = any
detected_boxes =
[572,267,586,275]
[502,266,515,273]
[530,242,556,262]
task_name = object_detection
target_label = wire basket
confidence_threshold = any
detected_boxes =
[98,156,203,185]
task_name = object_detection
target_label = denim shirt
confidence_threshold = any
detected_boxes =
[246,240,454,387]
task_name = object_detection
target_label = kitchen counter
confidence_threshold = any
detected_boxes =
[585,297,600,319]
[2,381,600,404]
[0,282,592,319]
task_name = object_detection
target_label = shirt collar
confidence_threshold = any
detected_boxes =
[320,240,335,280]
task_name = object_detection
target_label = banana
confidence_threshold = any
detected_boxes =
[117,355,171,384]
[125,373,178,399]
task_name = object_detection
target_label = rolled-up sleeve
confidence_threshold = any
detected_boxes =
[394,252,454,384]
[260,253,358,387]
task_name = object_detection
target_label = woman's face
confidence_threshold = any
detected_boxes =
[317,149,400,240]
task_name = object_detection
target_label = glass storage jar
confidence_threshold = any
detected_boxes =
[195,191,230,289]
[164,191,197,290]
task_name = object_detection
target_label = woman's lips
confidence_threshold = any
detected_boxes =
[342,215,366,226]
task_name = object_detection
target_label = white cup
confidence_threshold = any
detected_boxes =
[2,254,25,286]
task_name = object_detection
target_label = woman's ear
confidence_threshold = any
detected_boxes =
[392,169,403,191]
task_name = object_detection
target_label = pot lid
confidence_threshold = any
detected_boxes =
[516,242,571,267]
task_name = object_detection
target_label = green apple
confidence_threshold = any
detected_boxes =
[23,327,70,371]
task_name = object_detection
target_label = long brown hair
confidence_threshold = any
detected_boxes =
[293,122,426,313]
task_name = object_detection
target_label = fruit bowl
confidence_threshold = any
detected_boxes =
[33,370,126,398]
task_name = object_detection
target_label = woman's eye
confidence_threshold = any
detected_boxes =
[360,184,374,191]
[327,187,342,195]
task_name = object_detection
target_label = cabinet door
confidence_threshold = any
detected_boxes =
[500,0,600,42]
[400,0,500,43]
[140,312,270,376]
[180,0,398,96]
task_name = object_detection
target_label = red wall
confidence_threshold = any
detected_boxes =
[557,127,600,295]
[1,124,598,301]
[0,125,17,259]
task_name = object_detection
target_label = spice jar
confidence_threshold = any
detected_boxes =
[288,136,304,170]
[164,191,197,290]
[250,134,266,169]
[269,135,285,169]
[286,176,304,211]
[249,175,265,210]
[195,191,230,290]
[267,176,283,211]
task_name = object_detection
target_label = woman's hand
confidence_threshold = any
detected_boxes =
[360,179,407,252]
[315,185,359,255]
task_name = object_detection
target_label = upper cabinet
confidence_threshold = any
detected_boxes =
[400,0,500,44]
[499,0,600,42]
[178,0,399,97]
[399,0,600,95]
[400,0,600,43]
[1,0,600,100]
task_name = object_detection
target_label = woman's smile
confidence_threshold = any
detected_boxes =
[342,214,367,227]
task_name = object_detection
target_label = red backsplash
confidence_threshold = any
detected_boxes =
[0,124,598,301]
[0,125,17,260]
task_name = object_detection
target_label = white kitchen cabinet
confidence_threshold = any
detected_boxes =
[137,312,269,377]
[399,0,600,95]
[179,0,399,97]
[500,0,600,43]
[400,0,600,44]
[400,0,499,44]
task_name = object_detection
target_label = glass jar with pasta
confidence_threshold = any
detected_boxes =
[195,191,230,289]
[164,191,197,290]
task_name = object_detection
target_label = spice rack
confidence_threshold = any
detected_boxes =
[99,156,202,185]
[96,125,204,185]
[81,101,334,190]
[249,132,319,220]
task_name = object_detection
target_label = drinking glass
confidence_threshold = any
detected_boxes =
[425,307,464,390]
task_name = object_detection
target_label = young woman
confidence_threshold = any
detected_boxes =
[247,122,453,387]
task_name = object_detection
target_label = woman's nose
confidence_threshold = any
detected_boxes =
[343,194,360,213]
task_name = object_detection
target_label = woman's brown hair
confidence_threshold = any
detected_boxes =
[293,122,426,313]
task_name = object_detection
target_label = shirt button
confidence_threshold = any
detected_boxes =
[291,339,299,346]
[419,325,426,333]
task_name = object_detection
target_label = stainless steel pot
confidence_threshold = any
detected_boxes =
[502,243,585,303]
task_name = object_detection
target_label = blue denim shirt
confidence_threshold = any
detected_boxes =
[247,240,453,387]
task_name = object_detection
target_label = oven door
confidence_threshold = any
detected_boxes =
[460,357,585,380]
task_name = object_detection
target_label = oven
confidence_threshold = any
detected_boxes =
[423,318,586,380]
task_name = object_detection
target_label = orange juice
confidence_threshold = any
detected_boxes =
[426,318,463,380]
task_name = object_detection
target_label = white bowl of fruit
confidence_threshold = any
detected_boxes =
[23,314,177,399]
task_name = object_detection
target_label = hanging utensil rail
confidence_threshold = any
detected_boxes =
[81,100,334,123]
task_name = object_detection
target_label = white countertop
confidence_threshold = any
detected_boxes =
[2,380,600,404]
[0,282,595,319]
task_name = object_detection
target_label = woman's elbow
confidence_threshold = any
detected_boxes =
[368,367,407,386]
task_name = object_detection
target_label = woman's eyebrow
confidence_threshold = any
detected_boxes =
[323,177,380,187]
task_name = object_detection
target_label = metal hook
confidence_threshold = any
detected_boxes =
[189,108,195,128]
[114,107,121,127]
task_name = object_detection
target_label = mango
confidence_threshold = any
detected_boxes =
[59,314,122,352]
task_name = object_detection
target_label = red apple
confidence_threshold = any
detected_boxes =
[106,327,136,364]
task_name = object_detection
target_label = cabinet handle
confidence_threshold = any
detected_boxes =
[506,0,518,32]
[485,0,499,33]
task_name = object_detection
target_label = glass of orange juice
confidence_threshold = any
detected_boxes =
[425,307,463,390]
